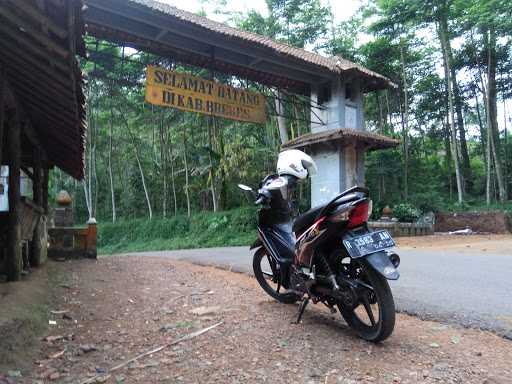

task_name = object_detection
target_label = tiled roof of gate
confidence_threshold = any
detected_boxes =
[128,0,395,89]
[282,128,400,151]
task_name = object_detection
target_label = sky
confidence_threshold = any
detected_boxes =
[157,0,362,24]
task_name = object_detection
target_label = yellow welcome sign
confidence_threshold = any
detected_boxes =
[145,66,267,124]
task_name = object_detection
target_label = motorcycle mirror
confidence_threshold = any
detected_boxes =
[237,184,253,192]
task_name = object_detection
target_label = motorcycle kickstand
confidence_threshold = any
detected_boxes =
[295,296,310,324]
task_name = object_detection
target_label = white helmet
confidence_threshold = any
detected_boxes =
[276,149,317,180]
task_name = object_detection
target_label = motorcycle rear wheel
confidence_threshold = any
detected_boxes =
[338,264,395,342]
[253,248,299,304]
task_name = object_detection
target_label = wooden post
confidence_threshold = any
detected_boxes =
[42,160,49,213]
[30,147,46,266]
[6,112,21,281]
[0,64,5,167]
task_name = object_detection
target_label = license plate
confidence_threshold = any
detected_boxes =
[343,230,395,258]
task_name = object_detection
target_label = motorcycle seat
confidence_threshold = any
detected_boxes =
[293,193,360,235]
[293,204,325,234]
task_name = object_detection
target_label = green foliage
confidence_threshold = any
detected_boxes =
[409,191,444,213]
[53,0,512,247]
[98,208,257,254]
[393,203,421,222]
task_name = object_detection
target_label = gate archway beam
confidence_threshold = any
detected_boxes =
[83,0,350,95]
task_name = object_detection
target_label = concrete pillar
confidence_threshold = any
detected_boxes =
[308,77,367,208]
[344,145,358,189]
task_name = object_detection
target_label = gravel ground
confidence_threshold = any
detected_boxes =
[8,256,512,384]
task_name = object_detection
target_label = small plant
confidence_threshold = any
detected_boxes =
[393,203,421,222]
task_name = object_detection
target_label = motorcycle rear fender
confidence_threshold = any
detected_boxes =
[362,251,400,280]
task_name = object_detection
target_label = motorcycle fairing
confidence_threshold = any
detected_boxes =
[258,222,296,263]
[257,223,296,289]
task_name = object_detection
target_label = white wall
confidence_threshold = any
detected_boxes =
[308,77,366,207]
[0,166,8,212]
[310,148,342,207]
[0,166,33,211]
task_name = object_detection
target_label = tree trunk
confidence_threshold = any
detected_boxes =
[159,111,168,217]
[439,18,463,203]
[207,117,218,212]
[182,122,191,218]
[447,49,472,191]
[444,107,453,200]
[274,90,288,144]
[474,30,493,205]
[132,137,152,220]
[399,42,409,201]
[293,102,302,137]
[472,89,486,156]
[385,89,392,132]
[0,65,5,168]
[217,119,227,210]
[167,122,178,216]
[30,148,45,267]
[7,113,21,281]
[486,27,506,202]
[119,110,153,219]
[83,84,98,220]
[376,91,384,134]
[486,105,492,205]
[108,106,116,223]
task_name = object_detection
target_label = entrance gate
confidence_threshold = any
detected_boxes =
[83,0,398,207]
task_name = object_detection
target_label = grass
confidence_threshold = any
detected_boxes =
[98,207,258,255]
[442,200,512,213]
[98,201,511,255]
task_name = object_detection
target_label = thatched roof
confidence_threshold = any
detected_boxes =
[282,128,400,151]
[0,0,87,179]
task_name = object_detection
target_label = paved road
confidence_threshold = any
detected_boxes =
[129,246,512,338]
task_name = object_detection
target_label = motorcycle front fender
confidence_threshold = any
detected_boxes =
[250,238,263,250]
[362,251,400,280]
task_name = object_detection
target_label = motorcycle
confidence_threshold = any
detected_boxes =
[238,180,400,342]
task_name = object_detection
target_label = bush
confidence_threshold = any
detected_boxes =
[393,203,421,222]
[370,200,387,220]
[97,207,258,254]
[410,191,443,213]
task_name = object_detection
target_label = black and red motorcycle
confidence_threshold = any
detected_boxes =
[239,176,400,342]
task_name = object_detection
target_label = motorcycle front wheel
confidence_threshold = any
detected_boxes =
[338,263,396,342]
[253,248,299,304]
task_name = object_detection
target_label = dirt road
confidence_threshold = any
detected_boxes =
[8,255,512,384]
[128,235,512,337]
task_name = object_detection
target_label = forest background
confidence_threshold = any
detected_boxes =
[52,0,512,252]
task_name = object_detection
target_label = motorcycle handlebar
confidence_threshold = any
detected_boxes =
[255,196,265,205]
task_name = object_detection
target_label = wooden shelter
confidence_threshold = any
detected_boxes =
[0,0,86,281]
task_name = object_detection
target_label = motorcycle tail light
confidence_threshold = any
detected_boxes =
[347,201,369,229]
[329,206,351,222]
